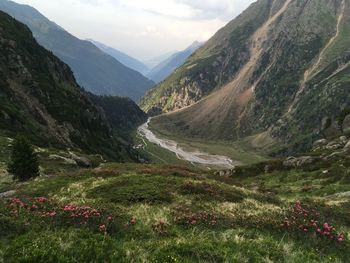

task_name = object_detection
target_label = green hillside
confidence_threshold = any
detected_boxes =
[0,133,350,262]
[0,11,146,160]
[0,0,155,101]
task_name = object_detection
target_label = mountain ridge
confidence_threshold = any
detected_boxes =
[146,41,203,84]
[87,39,149,76]
[142,0,350,152]
[0,10,146,160]
[0,0,155,101]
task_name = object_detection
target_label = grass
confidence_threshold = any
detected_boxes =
[0,133,350,262]
[0,159,349,262]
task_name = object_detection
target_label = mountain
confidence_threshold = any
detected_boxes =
[145,51,178,69]
[0,10,146,160]
[147,41,203,83]
[141,0,350,151]
[0,0,155,101]
[87,39,149,76]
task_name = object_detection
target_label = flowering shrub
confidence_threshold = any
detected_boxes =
[282,201,345,242]
[6,196,113,234]
[152,219,168,235]
[173,206,219,227]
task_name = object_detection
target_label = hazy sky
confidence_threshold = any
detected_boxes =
[12,0,256,61]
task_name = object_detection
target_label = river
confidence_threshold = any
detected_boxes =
[137,119,234,169]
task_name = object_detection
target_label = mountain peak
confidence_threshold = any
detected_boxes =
[187,41,203,51]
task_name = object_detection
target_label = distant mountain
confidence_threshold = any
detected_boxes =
[0,0,155,101]
[88,39,149,76]
[145,51,178,69]
[147,41,203,83]
[142,0,350,152]
[0,10,146,160]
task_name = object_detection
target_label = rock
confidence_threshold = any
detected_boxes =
[283,156,317,168]
[49,154,77,165]
[323,118,342,137]
[325,152,344,159]
[0,190,16,198]
[219,171,226,177]
[327,191,350,199]
[343,115,350,132]
[215,169,236,177]
[313,139,327,148]
[344,141,350,152]
[339,136,347,144]
[69,152,91,168]
[264,165,273,173]
[325,141,343,150]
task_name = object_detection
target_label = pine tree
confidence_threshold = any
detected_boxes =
[7,136,39,181]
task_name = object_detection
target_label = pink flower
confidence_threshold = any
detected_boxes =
[107,216,113,221]
[31,204,39,210]
[130,217,137,225]
[48,211,56,217]
[337,235,344,242]
[99,224,107,233]
[36,197,47,203]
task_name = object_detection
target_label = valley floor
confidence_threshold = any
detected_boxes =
[142,117,270,167]
[138,119,235,169]
[0,133,350,262]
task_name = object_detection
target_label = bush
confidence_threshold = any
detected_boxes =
[7,136,39,181]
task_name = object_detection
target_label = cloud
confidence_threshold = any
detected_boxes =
[177,0,256,20]
[102,0,256,21]
[11,0,256,60]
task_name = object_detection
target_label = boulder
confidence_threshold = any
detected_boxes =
[0,190,16,198]
[313,139,327,148]
[325,141,343,150]
[323,118,342,137]
[325,151,344,160]
[344,141,350,152]
[49,154,77,165]
[339,136,347,144]
[69,152,91,168]
[343,115,350,132]
[283,156,317,168]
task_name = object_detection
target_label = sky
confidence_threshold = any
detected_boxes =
[12,0,256,61]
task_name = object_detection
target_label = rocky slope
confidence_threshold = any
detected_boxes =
[0,11,146,160]
[141,0,350,150]
[0,0,155,101]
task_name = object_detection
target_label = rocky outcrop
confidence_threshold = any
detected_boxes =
[69,152,91,168]
[283,156,318,168]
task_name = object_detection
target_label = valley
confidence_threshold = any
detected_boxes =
[138,119,235,169]
[138,117,270,167]
[0,0,350,262]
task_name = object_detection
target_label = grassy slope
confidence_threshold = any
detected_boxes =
[1,137,350,262]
